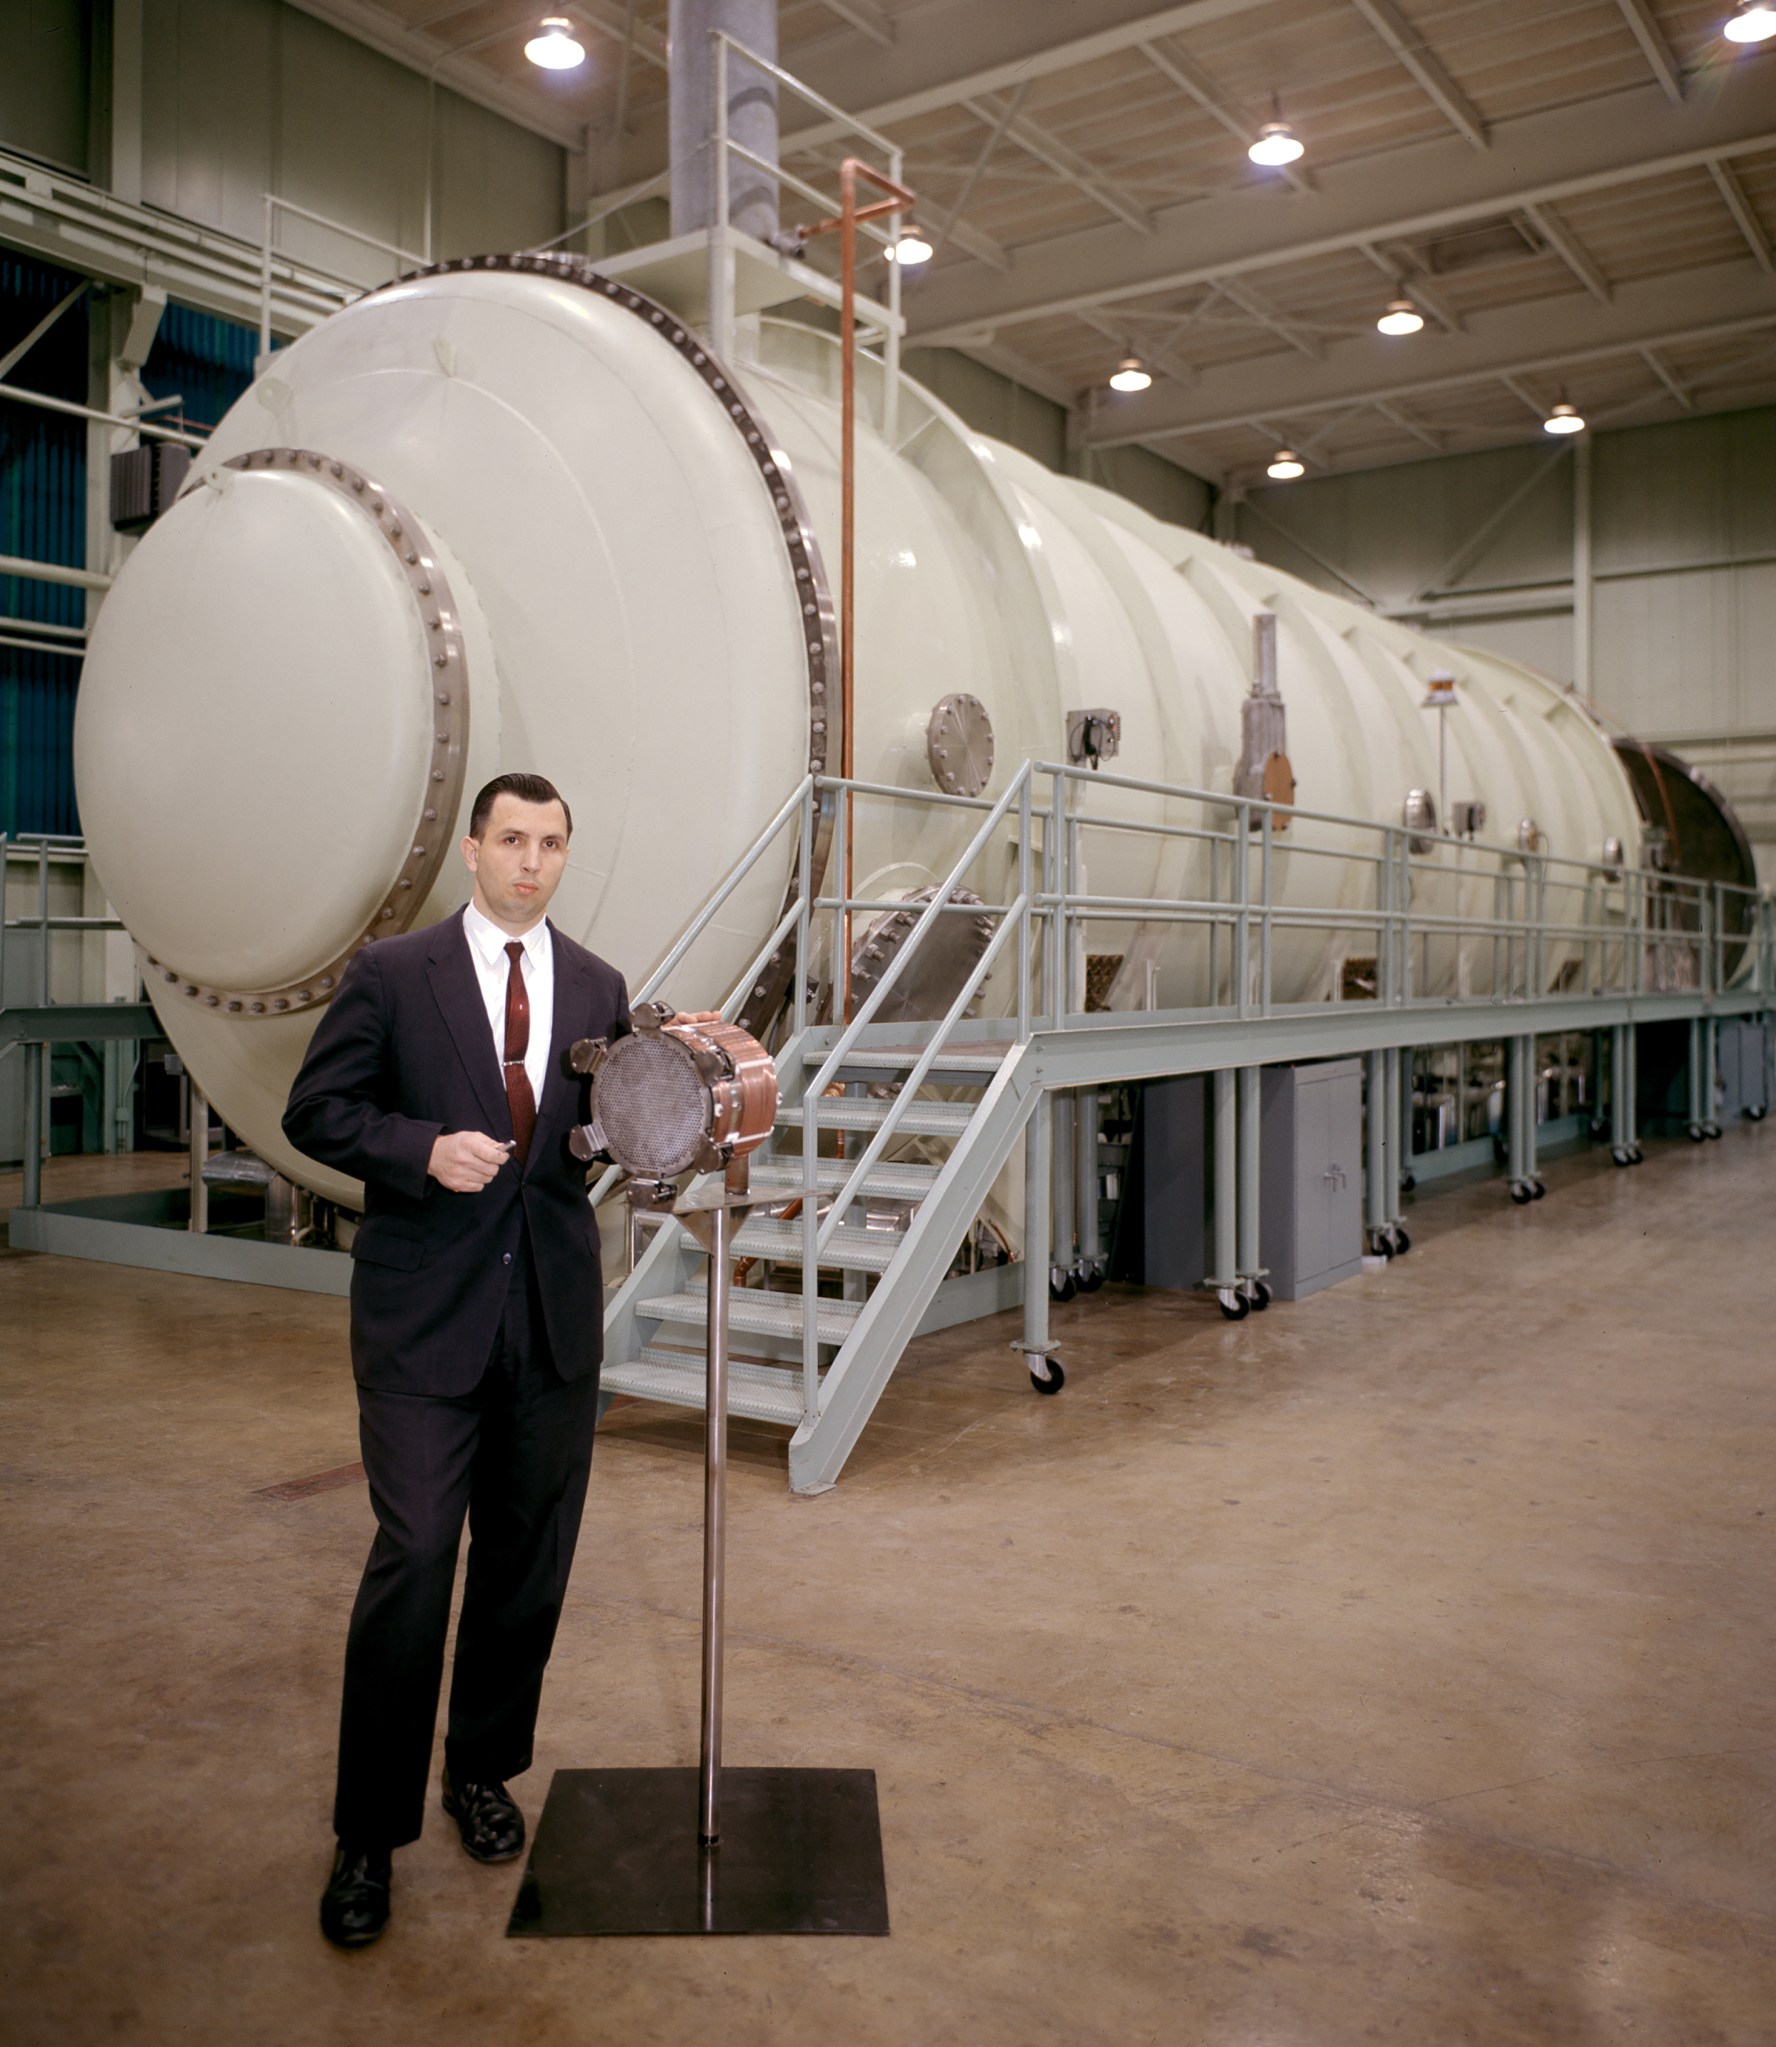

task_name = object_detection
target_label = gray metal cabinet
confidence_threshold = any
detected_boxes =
[1718,1018,1773,1119]
[1260,1059,1363,1301]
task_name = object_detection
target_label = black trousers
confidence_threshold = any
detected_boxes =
[333,1235,601,1848]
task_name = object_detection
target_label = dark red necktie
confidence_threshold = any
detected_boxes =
[503,941,536,1165]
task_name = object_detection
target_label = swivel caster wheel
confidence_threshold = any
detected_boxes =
[1629,1143,1645,1165]
[1247,1279,1273,1312]
[1217,1286,1250,1321]
[1530,1178,1546,1200]
[1747,1104,1768,1123]
[1611,1145,1632,1168]
[1705,1121,1723,1141]
[1367,1230,1395,1258]
[1509,1180,1533,1204]
[1399,1171,1417,1194]
[1687,1121,1707,1144]
[1049,1267,1076,1303]
[1075,1260,1106,1294]
[1390,1225,1411,1253]
[1029,1355,1065,1395]
[1590,1117,1611,1143]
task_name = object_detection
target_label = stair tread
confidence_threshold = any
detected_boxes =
[778,1098,975,1135]
[605,1346,804,1425]
[805,1044,1009,1074]
[640,1288,861,1344]
[733,1215,902,1272]
[749,1157,939,1196]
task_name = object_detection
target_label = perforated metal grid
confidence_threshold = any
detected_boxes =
[596,1031,713,1178]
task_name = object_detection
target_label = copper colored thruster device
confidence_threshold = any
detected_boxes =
[568,1003,779,1200]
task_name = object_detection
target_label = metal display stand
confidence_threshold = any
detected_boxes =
[509,1185,888,1938]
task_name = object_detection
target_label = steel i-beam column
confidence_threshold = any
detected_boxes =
[1022,1091,1051,1360]
[1075,1086,1100,1272]
[1365,1050,1388,1249]
[1211,1067,1237,1289]
[20,1043,45,1209]
[1610,1024,1630,1154]
[1236,1066,1261,1290]
[1051,1089,1075,1278]
[1688,1016,1705,1133]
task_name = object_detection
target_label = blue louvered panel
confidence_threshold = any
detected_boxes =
[0,253,87,837]
[140,302,257,437]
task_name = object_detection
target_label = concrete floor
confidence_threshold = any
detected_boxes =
[2,1129,1773,2046]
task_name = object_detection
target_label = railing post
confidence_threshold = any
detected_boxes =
[794,782,813,1038]
[708,32,732,359]
[259,193,274,363]
[1016,773,1032,1042]
[1259,810,1274,1015]
[1234,802,1250,1018]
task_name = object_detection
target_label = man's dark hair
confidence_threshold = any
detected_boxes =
[468,773,573,841]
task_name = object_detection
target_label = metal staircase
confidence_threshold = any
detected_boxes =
[599,766,1043,1493]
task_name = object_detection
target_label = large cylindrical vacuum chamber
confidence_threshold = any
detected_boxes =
[74,254,1703,1208]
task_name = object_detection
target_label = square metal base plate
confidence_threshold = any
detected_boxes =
[506,1767,889,1937]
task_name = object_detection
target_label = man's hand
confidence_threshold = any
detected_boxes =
[427,1130,513,1193]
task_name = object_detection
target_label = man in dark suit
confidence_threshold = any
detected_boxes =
[283,771,629,1948]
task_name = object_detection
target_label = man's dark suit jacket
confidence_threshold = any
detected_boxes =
[283,913,629,1397]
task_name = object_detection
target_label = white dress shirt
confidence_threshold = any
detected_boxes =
[462,900,554,1117]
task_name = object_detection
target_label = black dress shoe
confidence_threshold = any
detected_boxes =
[320,1840,391,1948]
[441,1768,525,1863]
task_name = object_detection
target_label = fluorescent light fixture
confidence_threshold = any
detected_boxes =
[1248,121,1305,167]
[1725,1,1776,41]
[1377,298,1425,336]
[1108,356,1152,393]
[884,226,934,265]
[1542,400,1586,435]
[1267,449,1305,479]
[524,16,586,68]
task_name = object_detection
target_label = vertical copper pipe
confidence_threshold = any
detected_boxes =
[839,157,857,1023]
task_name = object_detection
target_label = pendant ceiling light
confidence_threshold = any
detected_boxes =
[884,225,934,265]
[1109,356,1152,393]
[1542,400,1586,435]
[1267,449,1306,479]
[1724,1,1776,41]
[1248,120,1305,167]
[524,16,586,68]
[1376,298,1425,336]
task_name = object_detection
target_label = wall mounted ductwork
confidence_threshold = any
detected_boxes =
[72,253,1746,1208]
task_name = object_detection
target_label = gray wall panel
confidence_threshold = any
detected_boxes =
[0,0,91,176]
[1233,406,1776,876]
[138,0,563,286]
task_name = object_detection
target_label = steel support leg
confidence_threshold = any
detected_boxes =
[1625,1025,1640,1154]
[20,1043,45,1209]
[1687,1016,1705,1134]
[1506,1037,1529,1196]
[1236,1066,1262,1296]
[1384,1048,1402,1224]
[1523,1037,1540,1189]
[1211,1067,1237,1289]
[1021,1092,1052,1361]
[1075,1087,1100,1272]
[188,1082,209,1235]
[1365,1050,1388,1250]
[1610,1024,1630,1160]
[1702,1017,1720,1137]
[1050,1089,1075,1274]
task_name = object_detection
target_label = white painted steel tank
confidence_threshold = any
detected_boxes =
[75,254,1649,1208]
